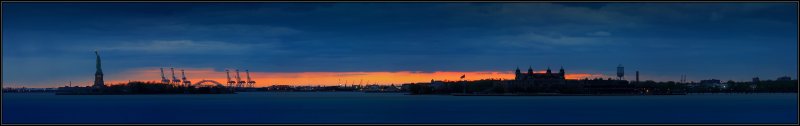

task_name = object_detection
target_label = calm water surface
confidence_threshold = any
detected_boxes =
[3,92,797,124]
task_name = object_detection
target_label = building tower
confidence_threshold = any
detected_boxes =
[246,70,256,88]
[226,69,235,88]
[559,66,565,78]
[752,77,760,83]
[527,66,534,78]
[160,68,170,84]
[546,66,552,74]
[616,64,624,80]
[515,66,522,80]
[235,69,245,88]
[171,68,181,84]
[181,69,191,87]
[93,50,105,88]
[635,71,640,83]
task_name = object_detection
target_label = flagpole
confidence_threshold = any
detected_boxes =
[461,74,466,94]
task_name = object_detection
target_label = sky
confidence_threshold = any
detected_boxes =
[2,2,798,88]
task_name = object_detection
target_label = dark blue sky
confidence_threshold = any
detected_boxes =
[2,2,798,87]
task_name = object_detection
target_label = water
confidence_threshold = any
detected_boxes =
[2,92,797,124]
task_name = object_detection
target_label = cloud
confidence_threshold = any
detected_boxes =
[334,73,369,77]
[3,3,796,88]
[494,32,605,47]
[709,12,724,21]
[2,56,95,88]
[101,40,279,54]
[598,3,796,24]
[492,3,635,25]
[155,24,302,37]
[587,31,612,36]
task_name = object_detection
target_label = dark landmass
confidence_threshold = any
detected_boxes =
[53,81,234,95]
[401,77,798,96]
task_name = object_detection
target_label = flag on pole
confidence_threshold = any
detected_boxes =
[460,74,465,79]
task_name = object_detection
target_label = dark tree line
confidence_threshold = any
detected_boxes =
[685,80,797,93]
[406,79,797,95]
[96,81,233,94]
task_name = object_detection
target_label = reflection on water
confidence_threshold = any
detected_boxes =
[3,92,797,124]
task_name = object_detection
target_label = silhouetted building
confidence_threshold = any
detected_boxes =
[699,79,725,88]
[384,85,401,92]
[430,79,446,90]
[401,84,414,91]
[515,66,565,80]
[700,79,721,84]
[267,85,293,91]
[777,76,792,81]
[509,66,568,93]
[752,77,760,83]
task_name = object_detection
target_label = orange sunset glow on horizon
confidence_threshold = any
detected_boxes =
[102,67,611,87]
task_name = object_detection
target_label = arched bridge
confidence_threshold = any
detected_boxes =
[193,80,225,87]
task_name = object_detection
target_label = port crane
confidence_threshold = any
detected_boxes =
[235,69,246,89]
[171,68,181,85]
[181,69,191,87]
[246,70,256,88]
[226,69,235,88]
[160,68,170,84]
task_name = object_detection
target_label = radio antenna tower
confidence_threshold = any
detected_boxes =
[680,74,687,83]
